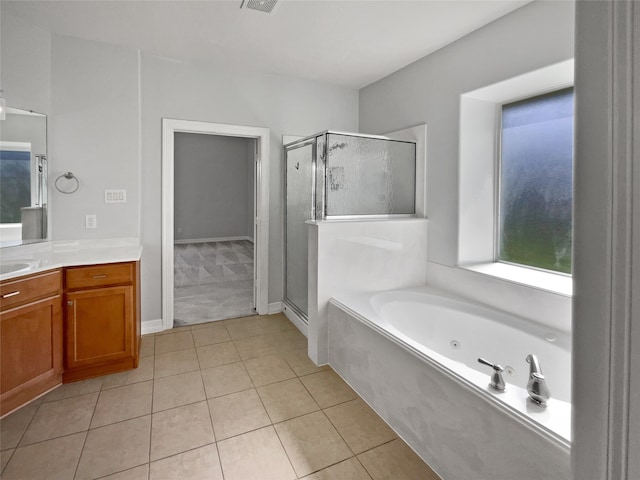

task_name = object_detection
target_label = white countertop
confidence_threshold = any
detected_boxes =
[0,238,142,281]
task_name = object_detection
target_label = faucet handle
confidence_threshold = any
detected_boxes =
[477,358,506,391]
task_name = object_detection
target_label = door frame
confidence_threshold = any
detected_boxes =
[161,118,270,331]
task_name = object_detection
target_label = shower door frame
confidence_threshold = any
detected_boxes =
[283,137,318,323]
[161,118,270,331]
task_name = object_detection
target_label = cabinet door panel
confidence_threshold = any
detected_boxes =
[0,296,63,415]
[66,286,134,369]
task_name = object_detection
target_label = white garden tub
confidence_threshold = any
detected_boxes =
[328,286,571,480]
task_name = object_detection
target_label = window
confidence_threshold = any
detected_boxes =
[0,145,31,224]
[498,88,574,274]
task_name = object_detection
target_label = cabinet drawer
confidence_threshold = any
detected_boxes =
[1,270,62,311]
[65,262,134,290]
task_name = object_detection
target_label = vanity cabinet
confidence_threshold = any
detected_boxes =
[0,270,63,416]
[63,261,140,382]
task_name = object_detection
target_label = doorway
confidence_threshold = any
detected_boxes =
[161,119,270,331]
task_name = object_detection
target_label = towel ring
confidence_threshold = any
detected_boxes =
[55,172,80,194]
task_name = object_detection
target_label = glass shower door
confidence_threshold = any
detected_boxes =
[284,140,315,318]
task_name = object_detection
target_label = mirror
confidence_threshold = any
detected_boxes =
[0,107,48,248]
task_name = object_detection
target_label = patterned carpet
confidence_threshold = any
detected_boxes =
[174,240,255,326]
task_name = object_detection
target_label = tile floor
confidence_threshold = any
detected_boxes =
[174,241,255,326]
[0,314,440,480]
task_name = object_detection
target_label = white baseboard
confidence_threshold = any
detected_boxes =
[268,302,283,314]
[282,304,308,337]
[141,319,165,335]
[174,236,252,245]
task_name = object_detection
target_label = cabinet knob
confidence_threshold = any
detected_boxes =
[67,300,73,306]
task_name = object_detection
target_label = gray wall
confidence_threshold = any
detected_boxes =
[51,35,140,241]
[141,53,359,320]
[358,1,575,327]
[0,113,47,156]
[360,0,575,267]
[0,7,359,323]
[174,133,254,241]
[0,11,51,115]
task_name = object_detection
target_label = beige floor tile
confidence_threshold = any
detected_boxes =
[244,354,296,386]
[91,381,153,428]
[1,432,86,480]
[102,356,154,389]
[281,348,331,376]
[201,362,254,399]
[324,398,396,454]
[217,426,296,480]
[191,319,226,330]
[100,464,150,480]
[0,401,39,449]
[196,341,241,369]
[225,316,263,339]
[150,401,215,461]
[157,325,191,335]
[76,415,151,480]
[192,324,231,347]
[153,370,205,412]
[154,348,199,379]
[255,314,296,334]
[140,335,155,357]
[274,411,352,477]
[257,378,320,423]
[267,329,308,352]
[357,439,440,480]
[1,448,14,474]
[149,443,223,480]
[302,458,373,480]
[155,330,194,354]
[208,389,271,440]
[43,376,104,402]
[234,334,278,360]
[300,370,358,408]
[20,392,98,446]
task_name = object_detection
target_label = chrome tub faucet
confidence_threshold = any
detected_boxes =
[526,354,551,407]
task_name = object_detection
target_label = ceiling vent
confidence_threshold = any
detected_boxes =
[241,0,278,14]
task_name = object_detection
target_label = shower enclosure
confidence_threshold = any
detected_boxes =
[283,131,416,322]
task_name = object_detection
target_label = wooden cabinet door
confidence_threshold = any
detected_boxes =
[0,296,63,416]
[65,285,134,369]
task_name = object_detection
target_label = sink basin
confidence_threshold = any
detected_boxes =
[0,261,38,275]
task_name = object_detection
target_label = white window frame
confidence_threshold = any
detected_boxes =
[458,59,574,295]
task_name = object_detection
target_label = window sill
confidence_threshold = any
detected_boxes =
[460,262,572,297]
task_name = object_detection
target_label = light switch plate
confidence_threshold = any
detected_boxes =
[105,189,126,204]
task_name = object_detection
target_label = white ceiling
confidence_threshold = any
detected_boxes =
[3,0,532,89]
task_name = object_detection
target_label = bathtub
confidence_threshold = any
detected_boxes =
[327,286,571,480]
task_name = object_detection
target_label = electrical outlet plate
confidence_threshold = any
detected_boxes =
[85,214,97,229]
[105,189,126,204]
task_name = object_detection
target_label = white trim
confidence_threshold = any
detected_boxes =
[458,59,574,265]
[141,319,164,335]
[268,301,283,314]
[282,303,308,337]
[162,119,270,332]
[573,2,639,478]
[174,236,252,245]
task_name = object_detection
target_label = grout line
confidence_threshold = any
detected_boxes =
[10,400,43,450]
[0,448,15,476]
[5,428,88,450]
[147,353,156,479]
[92,461,150,480]
[270,420,300,478]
